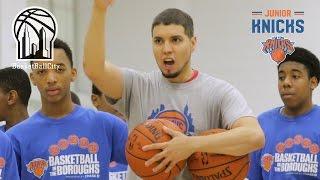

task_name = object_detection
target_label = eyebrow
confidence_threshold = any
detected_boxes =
[279,69,303,74]
[55,63,66,67]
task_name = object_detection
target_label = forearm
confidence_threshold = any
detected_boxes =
[190,126,264,156]
[83,5,107,77]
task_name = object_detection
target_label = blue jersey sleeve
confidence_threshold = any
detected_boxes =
[248,150,263,180]
[5,132,21,178]
[111,118,128,165]
[1,132,19,180]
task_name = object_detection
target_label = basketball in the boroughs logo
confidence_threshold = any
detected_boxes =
[12,6,57,61]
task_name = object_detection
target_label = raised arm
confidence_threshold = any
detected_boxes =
[83,0,123,100]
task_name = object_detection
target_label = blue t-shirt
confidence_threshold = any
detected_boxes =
[6,105,128,179]
[0,131,19,180]
[249,105,320,180]
[108,161,127,180]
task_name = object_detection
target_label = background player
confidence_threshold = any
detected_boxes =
[0,67,31,131]
[249,47,320,179]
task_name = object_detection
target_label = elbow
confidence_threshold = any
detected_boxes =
[250,128,265,151]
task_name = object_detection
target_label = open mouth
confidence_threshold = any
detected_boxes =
[163,58,175,66]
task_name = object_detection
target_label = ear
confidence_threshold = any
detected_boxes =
[7,90,18,106]
[29,72,37,86]
[70,68,77,82]
[91,94,100,108]
[190,36,197,52]
[310,76,318,90]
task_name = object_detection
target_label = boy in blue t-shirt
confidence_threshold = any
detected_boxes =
[6,38,128,179]
[0,131,19,180]
[249,47,320,179]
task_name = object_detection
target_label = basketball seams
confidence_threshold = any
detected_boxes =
[232,161,249,180]
[134,127,156,143]
[189,155,248,171]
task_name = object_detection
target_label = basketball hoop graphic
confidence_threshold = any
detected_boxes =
[12,6,57,61]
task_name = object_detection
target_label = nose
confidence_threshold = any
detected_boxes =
[46,70,57,85]
[163,41,173,54]
[282,76,292,88]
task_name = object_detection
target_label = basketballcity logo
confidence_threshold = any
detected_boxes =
[252,9,303,63]
[12,6,57,61]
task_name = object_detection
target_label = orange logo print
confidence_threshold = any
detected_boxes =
[0,157,6,168]
[261,154,274,172]
[26,158,48,178]
[79,137,89,149]
[88,142,99,154]
[68,134,79,145]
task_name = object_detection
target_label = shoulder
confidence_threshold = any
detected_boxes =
[198,73,235,91]
[0,131,10,144]
[5,113,40,137]
[257,107,280,125]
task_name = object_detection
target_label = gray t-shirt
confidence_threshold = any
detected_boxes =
[114,69,254,179]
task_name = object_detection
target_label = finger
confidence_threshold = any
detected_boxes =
[145,150,167,167]
[163,126,180,137]
[165,160,177,173]
[152,157,170,172]
[142,142,166,151]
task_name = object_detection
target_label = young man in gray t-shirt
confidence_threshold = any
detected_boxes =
[84,0,265,179]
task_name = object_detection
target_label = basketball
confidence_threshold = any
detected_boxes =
[271,48,285,63]
[187,129,250,180]
[125,119,186,179]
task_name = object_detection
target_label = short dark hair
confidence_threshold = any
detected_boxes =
[278,47,320,83]
[30,38,73,67]
[0,67,31,106]
[151,8,194,38]
[71,91,81,105]
[92,84,102,96]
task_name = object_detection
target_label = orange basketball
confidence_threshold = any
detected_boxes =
[125,119,186,180]
[271,48,285,63]
[187,129,249,180]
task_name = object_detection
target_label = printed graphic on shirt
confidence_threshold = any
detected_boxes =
[261,134,319,177]
[26,135,101,179]
[0,157,6,179]
[26,158,48,178]
[261,153,274,172]
[148,104,194,134]
[109,161,127,180]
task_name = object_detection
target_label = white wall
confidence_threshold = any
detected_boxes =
[1,0,319,115]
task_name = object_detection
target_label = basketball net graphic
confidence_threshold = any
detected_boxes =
[12,6,57,61]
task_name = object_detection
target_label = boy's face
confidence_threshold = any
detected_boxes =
[30,48,77,104]
[152,24,196,79]
[278,61,317,109]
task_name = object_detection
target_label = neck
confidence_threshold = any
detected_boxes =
[41,94,75,119]
[168,63,193,83]
[283,100,313,117]
[6,105,29,130]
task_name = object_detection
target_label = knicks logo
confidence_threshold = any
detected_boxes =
[262,37,295,63]
[261,154,274,172]
[156,110,187,133]
[0,157,5,169]
[26,158,48,178]
[148,104,194,134]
